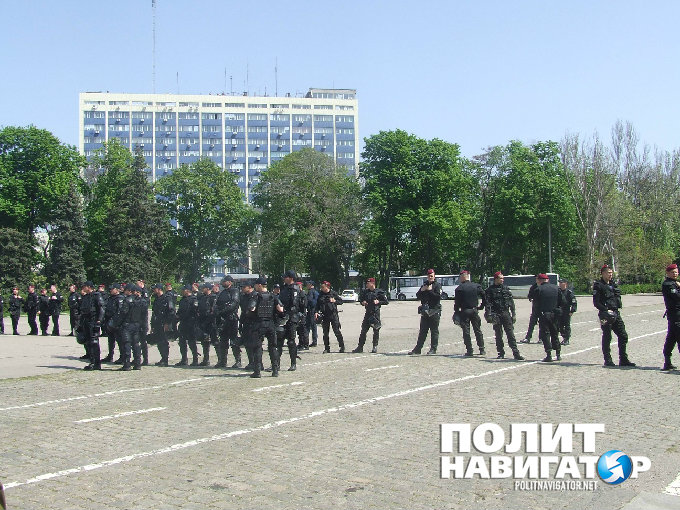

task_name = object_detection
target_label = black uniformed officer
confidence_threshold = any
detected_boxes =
[593,265,635,367]
[197,283,216,366]
[9,287,23,335]
[67,284,80,337]
[79,281,106,370]
[352,277,388,353]
[454,270,486,356]
[306,281,319,347]
[661,263,680,371]
[531,273,562,362]
[295,280,308,350]
[409,269,441,355]
[113,284,139,370]
[136,280,150,366]
[248,277,284,378]
[24,284,39,335]
[47,285,63,336]
[316,280,345,354]
[0,292,4,334]
[102,284,124,363]
[278,270,302,369]
[484,271,524,360]
[151,283,175,366]
[176,285,200,366]
[558,278,577,345]
[38,288,50,335]
[214,276,241,368]
[239,282,257,370]
[97,284,109,338]
[165,282,178,340]
[521,276,541,343]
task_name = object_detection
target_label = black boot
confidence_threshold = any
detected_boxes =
[231,346,242,368]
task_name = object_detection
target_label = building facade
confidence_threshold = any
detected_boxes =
[79,88,359,200]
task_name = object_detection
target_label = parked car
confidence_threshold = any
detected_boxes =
[340,289,359,302]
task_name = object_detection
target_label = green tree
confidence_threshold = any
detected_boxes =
[252,148,362,288]
[155,158,253,284]
[44,181,87,286]
[0,126,85,237]
[84,141,170,283]
[0,227,35,291]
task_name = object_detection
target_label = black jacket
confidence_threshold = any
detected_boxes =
[316,289,343,318]
[533,282,563,313]
[559,288,577,314]
[454,281,485,312]
[48,292,63,315]
[416,280,442,311]
[662,277,680,321]
[485,284,515,316]
[592,279,622,313]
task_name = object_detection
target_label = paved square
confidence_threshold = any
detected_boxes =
[1,295,678,509]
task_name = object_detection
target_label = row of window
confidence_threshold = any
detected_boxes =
[88,113,354,123]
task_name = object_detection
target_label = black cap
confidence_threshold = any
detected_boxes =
[183,285,193,291]
[255,277,268,286]
[152,283,163,290]
[307,280,315,286]
[559,278,568,283]
[110,283,122,290]
[83,280,94,288]
[283,269,296,279]
[125,284,138,293]
[221,275,234,282]
[273,283,281,289]
[202,283,212,289]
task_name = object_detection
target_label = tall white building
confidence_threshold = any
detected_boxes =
[79,88,359,200]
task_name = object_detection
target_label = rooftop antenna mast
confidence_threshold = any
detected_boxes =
[152,0,156,94]
[275,57,278,96]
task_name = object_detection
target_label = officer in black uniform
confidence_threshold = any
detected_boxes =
[239,281,257,370]
[47,285,63,336]
[165,282,178,340]
[214,276,241,368]
[593,265,635,367]
[176,285,200,366]
[484,271,524,360]
[248,277,284,378]
[521,276,541,343]
[278,270,302,370]
[136,280,150,366]
[352,277,388,353]
[306,281,319,347]
[79,281,106,370]
[151,283,175,366]
[197,283,216,366]
[24,284,39,335]
[661,263,680,371]
[295,280,308,350]
[454,270,486,356]
[67,284,80,337]
[209,283,220,350]
[0,292,4,334]
[38,288,50,335]
[117,284,143,370]
[316,280,345,354]
[102,284,124,363]
[97,284,109,338]
[409,269,441,355]
[531,273,563,362]
[9,287,23,335]
[558,278,577,345]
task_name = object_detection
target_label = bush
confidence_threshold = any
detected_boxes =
[617,283,661,295]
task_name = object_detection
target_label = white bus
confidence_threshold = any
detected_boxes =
[485,273,559,297]
[388,274,459,301]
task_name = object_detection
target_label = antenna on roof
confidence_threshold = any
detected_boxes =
[275,57,278,97]
[152,0,156,94]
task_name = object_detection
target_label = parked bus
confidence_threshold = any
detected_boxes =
[485,273,559,297]
[388,274,459,301]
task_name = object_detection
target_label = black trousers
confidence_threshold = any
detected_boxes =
[558,311,572,341]
[414,312,440,352]
[106,325,123,357]
[321,316,344,351]
[525,310,538,340]
[493,311,518,356]
[663,319,680,361]
[538,312,560,355]
[51,312,60,335]
[600,313,629,362]
[122,322,142,367]
[459,308,484,354]
[11,314,20,334]
[152,322,170,362]
[250,321,279,375]
[358,315,380,347]
[218,318,240,364]
[178,322,198,360]
[306,310,318,344]
[81,319,101,365]
[69,310,78,334]
[27,310,38,334]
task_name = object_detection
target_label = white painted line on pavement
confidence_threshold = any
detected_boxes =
[75,407,167,424]
[4,330,665,491]
[664,471,680,496]
[252,381,304,392]
[589,328,601,332]
[365,365,401,372]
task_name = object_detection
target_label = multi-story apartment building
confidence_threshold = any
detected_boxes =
[79,88,358,200]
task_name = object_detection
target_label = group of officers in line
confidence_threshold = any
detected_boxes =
[3,262,680,375]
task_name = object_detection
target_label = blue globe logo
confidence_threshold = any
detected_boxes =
[597,450,633,484]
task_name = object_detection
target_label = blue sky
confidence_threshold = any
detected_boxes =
[1,0,678,157]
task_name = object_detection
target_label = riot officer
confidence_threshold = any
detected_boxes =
[352,277,388,353]
[593,265,635,367]
[151,283,175,366]
[484,271,524,361]
[248,277,284,378]
[165,282,178,340]
[214,276,241,368]
[67,284,80,337]
[315,280,345,354]
[117,284,143,370]
[38,288,50,335]
[209,283,220,348]
[238,282,257,370]
[306,281,319,347]
[409,269,441,355]
[532,273,562,362]
[521,276,541,343]
[295,281,308,350]
[453,270,486,356]
[24,284,39,335]
[197,283,217,366]
[79,281,106,370]
[9,287,23,335]
[47,285,63,336]
[278,270,302,369]
[558,278,577,345]
[102,284,125,363]
[661,263,680,371]
[176,285,200,366]
[136,280,150,365]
